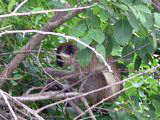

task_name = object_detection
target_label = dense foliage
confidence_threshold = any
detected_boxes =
[0,0,160,120]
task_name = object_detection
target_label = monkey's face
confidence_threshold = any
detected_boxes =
[56,43,78,67]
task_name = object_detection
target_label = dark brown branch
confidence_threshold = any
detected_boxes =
[0,8,85,88]
[152,0,160,12]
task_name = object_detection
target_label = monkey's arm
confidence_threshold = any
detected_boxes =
[43,68,73,77]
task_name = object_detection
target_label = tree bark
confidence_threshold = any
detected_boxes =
[0,9,84,88]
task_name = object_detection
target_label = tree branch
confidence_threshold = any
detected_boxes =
[152,0,160,12]
[0,7,86,88]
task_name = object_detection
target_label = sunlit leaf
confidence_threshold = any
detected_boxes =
[8,0,16,12]
[133,80,144,88]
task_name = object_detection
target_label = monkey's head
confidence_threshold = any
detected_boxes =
[56,43,78,67]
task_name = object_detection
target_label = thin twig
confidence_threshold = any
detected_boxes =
[24,86,43,95]
[0,90,17,120]
[74,86,133,120]
[12,0,28,13]
[81,97,96,120]
[0,50,47,56]
[35,65,160,114]
[0,30,112,72]
[15,91,79,101]
[2,91,45,120]
[0,5,95,18]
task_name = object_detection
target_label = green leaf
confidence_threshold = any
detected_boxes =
[112,38,122,56]
[113,3,128,11]
[137,27,148,38]
[47,1,64,8]
[134,56,141,71]
[10,80,17,86]
[35,15,43,26]
[134,112,149,120]
[66,0,77,6]
[121,0,133,5]
[137,11,146,24]
[122,45,134,64]
[133,80,144,88]
[143,0,150,4]
[151,31,158,49]
[133,5,151,14]
[138,89,146,97]
[117,111,137,120]
[154,13,160,27]
[78,48,93,68]
[16,33,24,43]
[143,54,149,64]
[142,13,153,29]
[146,44,154,55]
[105,36,113,56]
[32,8,44,11]
[124,82,137,96]
[13,74,23,79]
[70,23,87,37]
[133,37,146,57]
[147,110,158,120]
[152,99,160,114]
[130,5,153,29]
[113,19,133,45]
[99,9,109,21]
[92,6,100,15]
[8,0,16,12]
[96,44,106,62]
[130,96,140,110]
[127,12,139,32]
[134,37,154,57]
[77,34,92,50]
[86,15,100,28]
[89,29,105,44]
[129,6,139,19]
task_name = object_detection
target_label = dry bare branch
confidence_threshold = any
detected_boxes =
[12,0,28,13]
[74,86,132,120]
[35,65,160,114]
[0,5,94,18]
[0,90,17,120]
[3,91,45,120]
[0,7,85,88]
[15,91,79,102]
[0,30,113,73]
[81,97,96,120]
